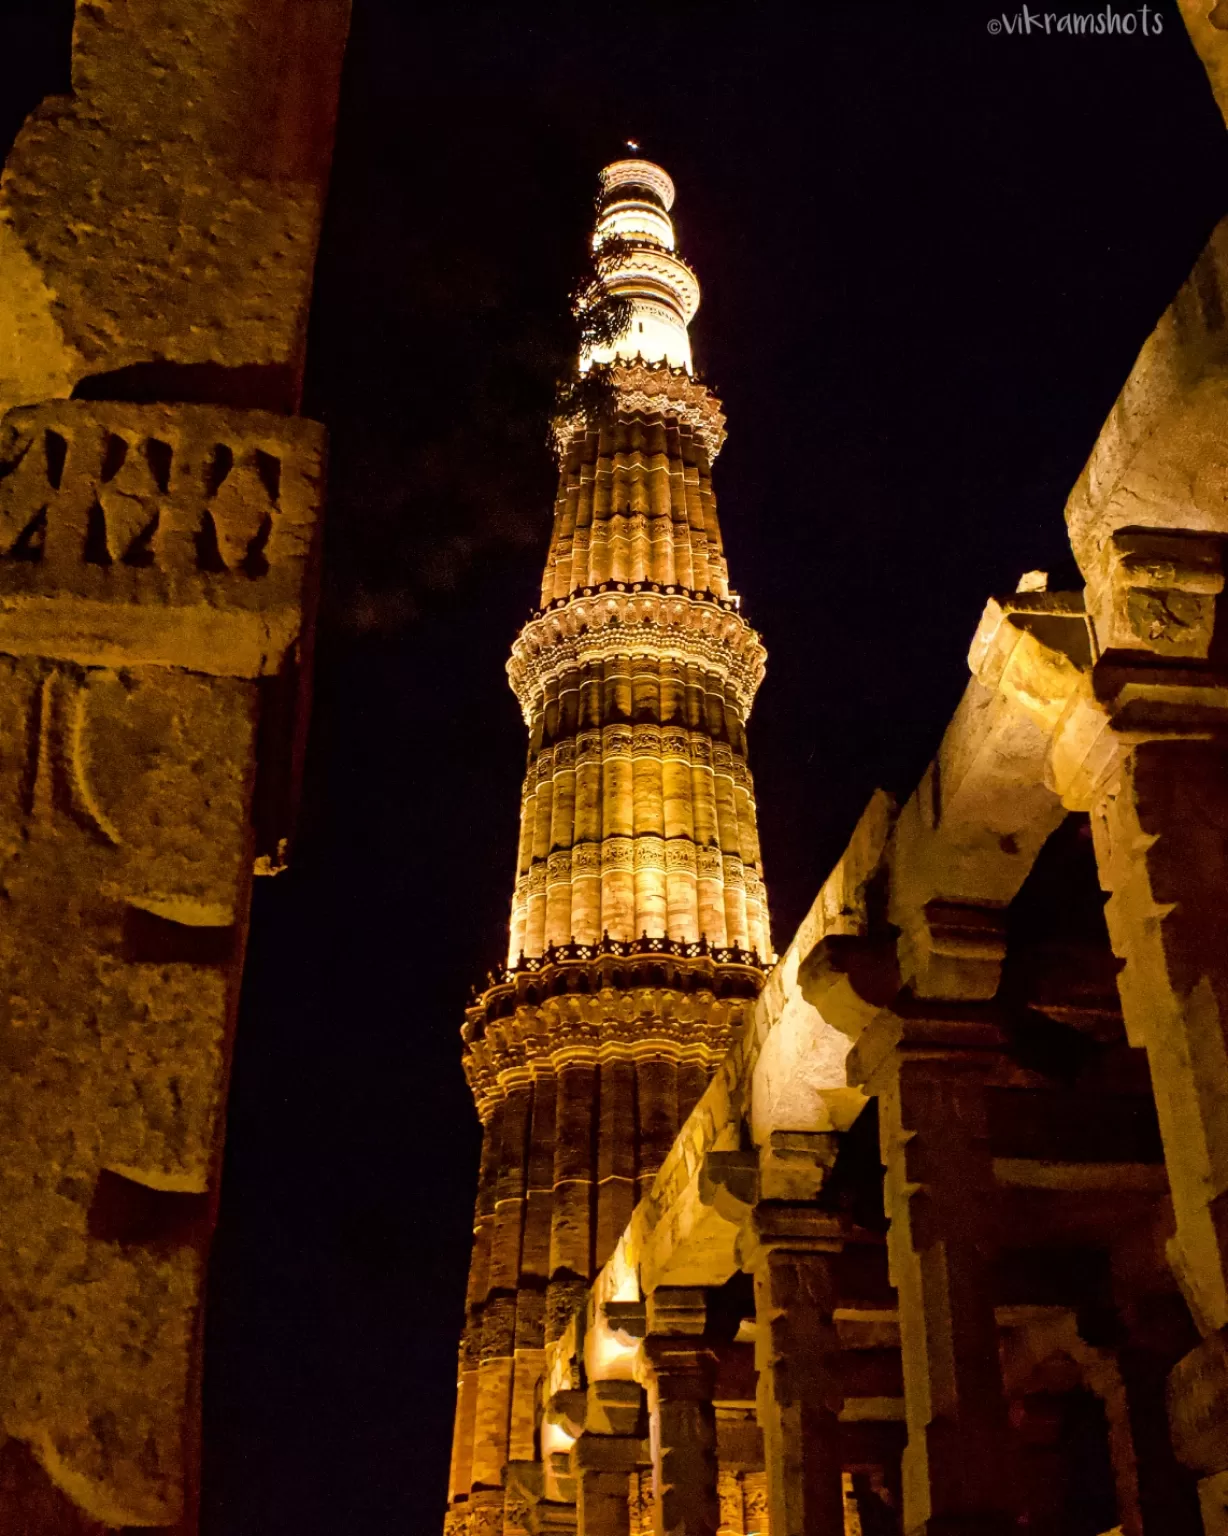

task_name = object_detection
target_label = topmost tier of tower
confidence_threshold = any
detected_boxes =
[582,157,700,376]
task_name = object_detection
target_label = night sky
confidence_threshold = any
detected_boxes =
[3,2,1228,1531]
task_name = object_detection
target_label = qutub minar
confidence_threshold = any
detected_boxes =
[448,157,773,1532]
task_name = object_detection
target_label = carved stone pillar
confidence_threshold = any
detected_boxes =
[574,1436,638,1536]
[739,1204,845,1536]
[639,1289,720,1536]
[849,1012,1017,1536]
[573,1380,646,1536]
[1053,528,1228,1526]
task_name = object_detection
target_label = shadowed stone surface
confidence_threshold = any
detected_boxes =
[0,1,348,1527]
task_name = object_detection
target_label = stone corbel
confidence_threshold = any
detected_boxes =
[1045,532,1228,814]
[545,1389,588,1442]
[699,1146,759,1223]
[585,1379,646,1438]
[797,931,901,1041]
[602,1300,647,1347]
[895,897,1008,1004]
[968,588,1092,732]
[758,1130,840,1203]
[644,1287,708,1340]
[845,1005,1009,1096]
[1088,526,1225,666]
[701,1131,839,1227]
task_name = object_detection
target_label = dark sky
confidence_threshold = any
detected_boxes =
[3,2,1228,1531]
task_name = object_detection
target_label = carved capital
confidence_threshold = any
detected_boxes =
[798,932,901,1041]
[896,898,1007,1003]
[1090,526,1225,664]
[585,1380,645,1438]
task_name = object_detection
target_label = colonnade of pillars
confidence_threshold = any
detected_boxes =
[568,1011,1207,1535]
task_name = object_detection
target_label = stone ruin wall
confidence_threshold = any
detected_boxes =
[0,3,351,1529]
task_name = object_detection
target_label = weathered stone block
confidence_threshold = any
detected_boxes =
[0,0,351,412]
[1091,526,1225,664]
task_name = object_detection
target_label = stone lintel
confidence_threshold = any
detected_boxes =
[758,1130,840,1204]
[797,931,901,1042]
[0,597,307,677]
[992,1158,1168,1194]
[839,1396,906,1423]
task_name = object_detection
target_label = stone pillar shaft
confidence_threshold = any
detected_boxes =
[637,1058,680,1197]
[745,1211,845,1536]
[640,1310,720,1536]
[851,1017,1017,1536]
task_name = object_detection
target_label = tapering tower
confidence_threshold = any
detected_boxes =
[446,158,772,1533]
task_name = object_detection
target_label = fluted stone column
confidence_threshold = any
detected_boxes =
[638,1057,681,1196]
[599,1059,640,1267]
[551,1060,599,1300]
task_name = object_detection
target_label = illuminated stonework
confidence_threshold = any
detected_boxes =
[448,160,773,1530]
[582,159,701,374]
[0,3,347,1527]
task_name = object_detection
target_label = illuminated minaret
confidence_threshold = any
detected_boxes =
[446,158,772,1534]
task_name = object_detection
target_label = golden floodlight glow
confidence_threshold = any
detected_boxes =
[582,157,698,374]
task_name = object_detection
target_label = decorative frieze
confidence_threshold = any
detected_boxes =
[632,724,663,757]
[697,847,724,879]
[634,836,667,872]
[572,841,602,875]
[0,400,323,676]
[603,725,634,758]
[507,591,765,725]
[603,837,635,870]
[666,839,699,873]
[462,944,765,1117]
[553,360,728,462]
